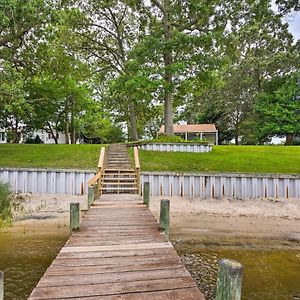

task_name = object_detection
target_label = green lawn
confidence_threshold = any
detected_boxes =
[0,144,103,170]
[136,146,300,174]
[0,144,299,174]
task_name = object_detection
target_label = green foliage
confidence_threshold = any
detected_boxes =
[0,182,13,226]
[255,73,300,144]
[152,135,186,143]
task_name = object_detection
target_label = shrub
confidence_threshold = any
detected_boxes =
[0,182,13,226]
[152,135,186,143]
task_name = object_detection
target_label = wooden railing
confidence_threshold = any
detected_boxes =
[134,146,141,194]
[87,147,106,195]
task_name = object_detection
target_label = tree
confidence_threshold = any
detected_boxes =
[132,0,229,136]
[180,0,298,144]
[255,73,300,145]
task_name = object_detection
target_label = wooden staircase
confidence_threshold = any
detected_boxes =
[100,144,139,194]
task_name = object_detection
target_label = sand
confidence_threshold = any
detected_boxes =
[4,193,300,248]
[149,196,300,248]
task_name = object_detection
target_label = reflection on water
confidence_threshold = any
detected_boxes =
[175,244,300,300]
[0,230,68,300]
[1,228,300,300]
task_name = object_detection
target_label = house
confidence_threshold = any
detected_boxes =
[158,124,218,145]
[0,128,69,144]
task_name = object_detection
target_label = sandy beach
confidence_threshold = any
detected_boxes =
[4,193,300,249]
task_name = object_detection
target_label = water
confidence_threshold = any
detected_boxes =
[175,243,300,300]
[0,229,300,300]
[0,230,68,300]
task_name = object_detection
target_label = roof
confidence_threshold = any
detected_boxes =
[158,124,217,134]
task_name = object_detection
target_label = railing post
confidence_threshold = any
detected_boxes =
[70,203,80,232]
[159,199,170,238]
[0,271,3,300]
[216,259,243,300]
[93,183,99,199]
[88,186,94,209]
[143,182,150,207]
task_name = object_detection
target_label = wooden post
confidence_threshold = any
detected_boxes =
[93,183,98,199]
[88,186,94,209]
[143,182,150,207]
[70,203,80,232]
[0,271,3,300]
[159,199,170,238]
[216,258,243,300]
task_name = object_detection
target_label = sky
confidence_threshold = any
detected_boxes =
[287,13,300,40]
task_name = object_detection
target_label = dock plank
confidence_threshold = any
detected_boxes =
[28,194,204,300]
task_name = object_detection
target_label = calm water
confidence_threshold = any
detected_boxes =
[0,230,300,299]
[176,244,300,300]
[0,230,68,299]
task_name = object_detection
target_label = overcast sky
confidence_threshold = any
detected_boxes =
[287,13,300,40]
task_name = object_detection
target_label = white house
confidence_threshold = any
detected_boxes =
[0,128,69,144]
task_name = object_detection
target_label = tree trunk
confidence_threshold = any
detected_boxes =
[65,98,70,144]
[128,102,139,141]
[47,122,58,144]
[235,134,239,145]
[286,133,294,145]
[65,116,70,145]
[13,119,21,143]
[70,96,76,144]
[163,0,174,136]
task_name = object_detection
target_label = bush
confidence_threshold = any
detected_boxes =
[152,135,186,143]
[0,182,13,226]
[24,135,44,144]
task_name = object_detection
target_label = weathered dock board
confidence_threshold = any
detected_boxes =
[29,194,204,300]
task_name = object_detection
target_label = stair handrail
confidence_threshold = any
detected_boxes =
[134,146,141,194]
[98,146,106,171]
[88,147,106,188]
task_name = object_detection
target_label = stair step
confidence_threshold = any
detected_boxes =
[101,182,137,186]
[100,187,138,191]
[104,169,135,172]
[101,177,136,181]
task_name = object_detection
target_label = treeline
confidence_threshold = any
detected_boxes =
[0,0,299,144]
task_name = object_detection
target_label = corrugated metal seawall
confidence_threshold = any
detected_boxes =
[0,168,95,195]
[141,172,300,199]
[1,168,299,199]
[138,143,212,153]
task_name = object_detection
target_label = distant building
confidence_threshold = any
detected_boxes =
[0,128,70,144]
[158,124,218,145]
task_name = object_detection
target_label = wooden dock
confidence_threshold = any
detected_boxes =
[28,194,204,300]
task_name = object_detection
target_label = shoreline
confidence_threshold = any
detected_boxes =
[2,193,300,249]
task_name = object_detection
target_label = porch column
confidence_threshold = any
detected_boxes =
[185,132,188,141]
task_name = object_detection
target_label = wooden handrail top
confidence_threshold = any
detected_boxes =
[98,147,106,170]
[87,171,102,187]
[134,146,140,169]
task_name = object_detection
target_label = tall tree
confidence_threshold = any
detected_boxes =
[255,73,300,145]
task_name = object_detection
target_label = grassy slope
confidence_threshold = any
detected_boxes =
[0,144,103,170]
[0,144,299,174]
[137,146,300,174]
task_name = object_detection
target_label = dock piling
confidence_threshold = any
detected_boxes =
[88,186,94,208]
[0,271,3,300]
[216,258,243,300]
[159,199,170,238]
[70,202,80,232]
[143,182,150,207]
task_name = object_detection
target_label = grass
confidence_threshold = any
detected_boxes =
[0,144,299,174]
[0,144,104,170]
[134,146,300,174]
[0,182,13,227]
